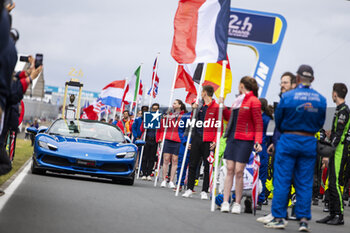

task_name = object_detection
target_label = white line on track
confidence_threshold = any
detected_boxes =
[0,161,31,213]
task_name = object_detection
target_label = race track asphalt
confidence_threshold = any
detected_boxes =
[0,167,349,233]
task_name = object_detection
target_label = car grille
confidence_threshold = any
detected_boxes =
[41,155,129,172]
[42,155,71,167]
[100,163,129,172]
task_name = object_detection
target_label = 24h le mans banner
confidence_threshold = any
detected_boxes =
[228,8,287,98]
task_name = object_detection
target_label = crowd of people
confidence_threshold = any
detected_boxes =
[109,65,349,232]
[48,64,348,232]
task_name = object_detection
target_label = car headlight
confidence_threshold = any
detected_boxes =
[38,140,58,151]
[125,152,135,158]
[116,152,135,158]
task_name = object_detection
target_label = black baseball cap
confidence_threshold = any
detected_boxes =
[297,65,314,79]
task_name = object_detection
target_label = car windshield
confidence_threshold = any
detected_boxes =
[47,119,125,143]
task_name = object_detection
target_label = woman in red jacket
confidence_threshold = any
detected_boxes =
[157,99,186,188]
[220,76,263,214]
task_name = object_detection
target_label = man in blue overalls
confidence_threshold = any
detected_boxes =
[264,65,327,232]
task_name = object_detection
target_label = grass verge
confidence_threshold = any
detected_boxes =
[0,139,33,186]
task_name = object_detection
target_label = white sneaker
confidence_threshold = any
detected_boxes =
[168,181,175,189]
[141,176,147,180]
[182,189,193,198]
[221,202,230,212]
[264,218,288,229]
[160,180,167,188]
[257,213,274,224]
[147,176,152,181]
[231,202,241,214]
[200,191,208,200]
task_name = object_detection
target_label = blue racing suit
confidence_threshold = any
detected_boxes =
[271,84,326,220]
[176,112,191,186]
[258,113,272,204]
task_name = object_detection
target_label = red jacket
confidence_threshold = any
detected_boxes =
[224,91,263,144]
[156,110,185,143]
[192,99,231,143]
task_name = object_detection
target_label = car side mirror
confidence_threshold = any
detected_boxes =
[134,140,146,146]
[124,136,132,143]
[27,127,38,135]
[38,126,48,134]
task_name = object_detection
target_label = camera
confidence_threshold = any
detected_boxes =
[19,56,29,62]
[35,53,43,68]
[20,53,44,68]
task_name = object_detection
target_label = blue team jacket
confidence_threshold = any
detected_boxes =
[275,84,327,134]
[178,112,192,144]
[132,117,143,140]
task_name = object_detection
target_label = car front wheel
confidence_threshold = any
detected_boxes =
[31,158,46,175]
[112,173,134,186]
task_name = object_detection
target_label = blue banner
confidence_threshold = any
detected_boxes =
[228,8,287,98]
[45,85,99,99]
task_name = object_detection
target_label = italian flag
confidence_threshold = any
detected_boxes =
[123,66,142,104]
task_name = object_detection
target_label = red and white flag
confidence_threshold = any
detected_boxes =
[81,104,97,121]
[171,0,230,64]
[147,57,159,98]
[175,64,199,104]
[81,100,104,120]
[93,101,103,113]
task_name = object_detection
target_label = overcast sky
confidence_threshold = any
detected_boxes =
[12,0,350,108]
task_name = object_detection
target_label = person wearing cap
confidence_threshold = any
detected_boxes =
[258,72,298,223]
[316,83,349,225]
[264,65,326,231]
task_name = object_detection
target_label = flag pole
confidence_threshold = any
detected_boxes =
[210,60,228,211]
[105,106,108,121]
[175,63,207,196]
[154,63,178,187]
[133,64,143,118]
[129,101,134,113]
[120,77,128,119]
[132,64,142,143]
[137,53,160,179]
[119,102,124,119]
[147,53,159,109]
[113,107,117,121]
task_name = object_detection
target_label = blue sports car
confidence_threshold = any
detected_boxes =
[28,119,144,185]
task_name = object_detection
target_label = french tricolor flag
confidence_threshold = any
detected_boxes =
[100,80,126,108]
[171,0,230,64]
